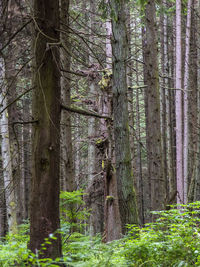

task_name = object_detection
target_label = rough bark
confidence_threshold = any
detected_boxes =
[86,0,104,236]
[29,0,62,259]
[99,18,122,241]
[60,0,75,193]
[168,13,177,198]
[176,0,184,204]
[143,0,165,217]
[111,0,138,233]
[160,0,169,202]
[191,1,199,201]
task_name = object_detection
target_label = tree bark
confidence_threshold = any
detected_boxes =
[29,0,62,259]
[22,97,31,220]
[183,0,193,204]
[3,0,24,227]
[143,0,165,217]
[60,0,75,193]
[0,44,18,233]
[111,0,138,233]
[176,0,184,204]
[0,58,9,236]
[160,0,169,202]
[101,14,122,241]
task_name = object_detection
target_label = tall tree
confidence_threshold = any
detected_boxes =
[188,1,198,202]
[102,12,122,241]
[86,0,104,236]
[3,0,24,226]
[0,57,12,235]
[143,0,165,218]
[183,0,192,204]
[29,0,62,258]
[176,0,183,204]
[194,3,200,200]
[160,0,169,201]
[111,0,138,232]
[60,0,75,193]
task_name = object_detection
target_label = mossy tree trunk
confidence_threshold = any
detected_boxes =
[111,0,138,233]
[102,16,122,241]
[29,0,62,259]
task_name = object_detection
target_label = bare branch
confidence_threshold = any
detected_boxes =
[61,104,111,119]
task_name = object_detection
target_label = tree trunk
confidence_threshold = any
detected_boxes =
[190,1,199,202]
[29,0,62,259]
[86,0,104,236]
[183,0,193,204]
[168,13,177,198]
[143,0,165,217]
[176,0,184,204]
[101,14,122,242]
[0,58,8,236]
[111,0,138,233]
[0,53,18,233]
[22,97,31,220]
[160,0,169,202]
[60,0,75,193]
[135,30,144,224]
[0,163,7,237]
[3,0,24,226]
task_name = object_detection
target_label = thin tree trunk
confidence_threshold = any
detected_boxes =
[0,58,9,236]
[183,0,193,204]
[86,0,104,236]
[0,58,16,233]
[22,97,31,220]
[87,0,97,187]
[191,0,200,201]
[3,0,24,226]
[163,2,175,199]
[127,13,136,176]
[161,0,169,201]
[135,50,144,224]
[0,164,7,237]
[176,0,183,204]
[143,0,165,217]
[60,0,75,193]
[168,14,177,198]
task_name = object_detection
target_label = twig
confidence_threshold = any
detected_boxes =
[0,19,32,54]
[0,87,33,115]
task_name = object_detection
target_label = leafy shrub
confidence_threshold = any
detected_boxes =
[62,202,200,266]
[60,189,90,234]
[1,199,200,266]
[114,202,200,266]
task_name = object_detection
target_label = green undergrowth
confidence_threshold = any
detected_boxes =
[1,193,200,266]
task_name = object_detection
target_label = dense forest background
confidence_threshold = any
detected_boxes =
[1,0,200,266]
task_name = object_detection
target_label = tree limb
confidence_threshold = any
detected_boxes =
[61,104,111,119]
[0,87,33,115]
[0,19,32,55]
